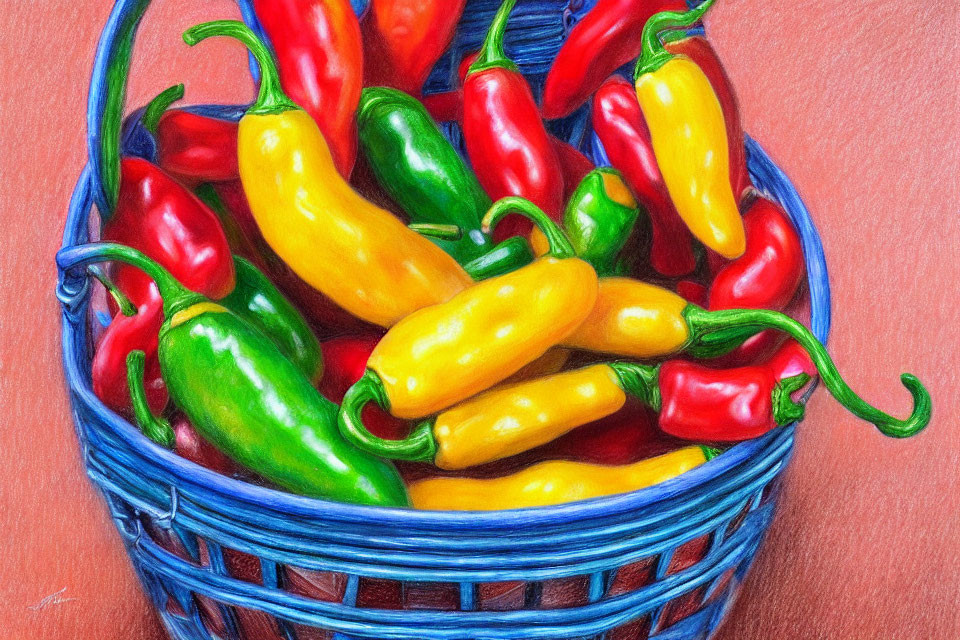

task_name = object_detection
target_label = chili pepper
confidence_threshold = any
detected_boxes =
[65,243,408,505]
[462,0,564,242]
[103,156,235,307]
[540,0,686,120]
[208,181,375,335]
[319,336,410,441]
[676,279,708,307]
[152,103,240,185]
[356,86,492,263]
[93,295,167,415]
[593,75,696,277]
[532,168,640,276]
[704,194,805,365]
[171,414,241,475]
[461,236,534,280]
[220,256,323,383]
[338,197,599,460]
[558,279,931,437]
[253,0,363,177]
[663,32,751,201]
[633,0,745,259]
[504,348,571,384]
[361,0,466,96]
[184,21,472,328]
[419,52,479,123]
[408,446,715,510]
[552,137,595,204]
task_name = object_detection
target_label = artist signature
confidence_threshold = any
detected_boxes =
[28,587,76,611]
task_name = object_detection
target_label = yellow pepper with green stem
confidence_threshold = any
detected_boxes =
[633,0,745,259]
[184,21,472,328]
[338,197,598,461]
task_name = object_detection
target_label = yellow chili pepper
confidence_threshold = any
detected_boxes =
[184,21,471,328]
[409,446,717,510]
[564,278,690,359]
[633,0,745,259]
[338,197,598,462]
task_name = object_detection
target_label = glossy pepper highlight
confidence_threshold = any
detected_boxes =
[253,0,363,176]
[634,0,746,259]
[62,243,408,506]
[593,75,696,277]
[338,197,599,461]
[361,0,466,95]
[153,104,240,185]
[540,0,686,120]
[184,21,472,328]
[463,0,564,241]
[409,446,715,510]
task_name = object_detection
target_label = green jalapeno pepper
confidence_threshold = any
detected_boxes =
[71,242,409,506]
[357,86,533,278]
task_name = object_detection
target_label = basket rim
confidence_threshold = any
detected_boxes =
[57,129,830,527]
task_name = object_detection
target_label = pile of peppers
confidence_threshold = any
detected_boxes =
[66,0,931,512]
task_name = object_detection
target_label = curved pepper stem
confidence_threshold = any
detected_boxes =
[338,370,438,462]
[635,0,716,77]
[683,305,932,438]
[482,197,576,259]
[772,373,811,425]
[141,83,185,135]
[408,223,464,241]
[59,242,202,318]
[126,350,175,447]
[609,361,661,412]
[87,265,136,317]
[183,21,300,116]
[469,0,518,75]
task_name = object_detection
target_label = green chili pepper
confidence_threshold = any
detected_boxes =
[75,243,409,506]
[462,236,534,279]
[220,256,324,384]
[357,86,493,263]
[562,168,640,276]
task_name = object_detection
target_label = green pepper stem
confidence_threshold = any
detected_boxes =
[771,373,811,425]
[609,361,662,411]
[408,223,464,241]
[635,0,716,78]
[701,446,722,461]
[469,0,519,75]
[683,305,932,438]
[183,21,299,116]
[70,242,201,318]
[462,236,534,280]
[338,370,438,462]
[481,197,576,259]
[126,350,175,447]
[88,265,136,317]
[141,84,184,135]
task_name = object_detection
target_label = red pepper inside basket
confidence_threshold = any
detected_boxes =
[154,109,239,186]
[463,0,564,241]
[593,75,696,277]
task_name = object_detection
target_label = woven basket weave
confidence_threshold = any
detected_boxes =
[57,1,831,638]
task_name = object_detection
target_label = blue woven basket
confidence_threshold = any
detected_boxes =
[57,1,831,638]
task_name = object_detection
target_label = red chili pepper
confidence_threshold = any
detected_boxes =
[172,414,239,475]
[253,0,363,177]
[92,296,167,415]
[421,90,463,123]
[103,157,235,307]
[593,75,696,276]
[211,180,375,336]
[540,0,686,120]
[657,340,816,442]
[664,33,751,200]
[361,0,466,96]
[319,336,409,441]
[154,110,239,185]
[706,194,805,366]
[675,279,708,307]
[462,0,564,241]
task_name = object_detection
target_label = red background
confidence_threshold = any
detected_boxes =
[0,0,957,638]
